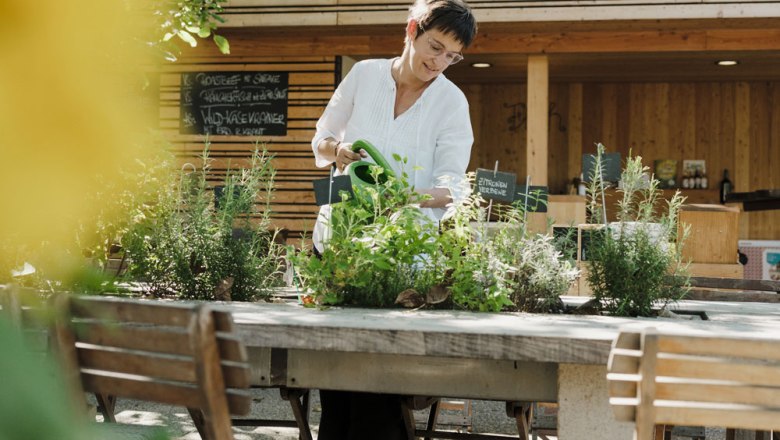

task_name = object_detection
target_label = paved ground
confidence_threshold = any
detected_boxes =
[96,389,525,439]
[95,390,738,439]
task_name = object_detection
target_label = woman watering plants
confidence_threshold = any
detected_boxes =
[310,0,478,438]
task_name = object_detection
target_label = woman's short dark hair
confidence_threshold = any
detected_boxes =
[408,0,478,48]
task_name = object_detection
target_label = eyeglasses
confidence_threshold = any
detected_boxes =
[419,28,464,66]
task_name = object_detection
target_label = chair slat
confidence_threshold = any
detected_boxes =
[81,371,201,408]
[607,348,641,375]
[221,360,251,389]
[70,297,193,327]
[655,382,780,408]
[658,335,780,362]
[217,333,247,363]
[654,405,780,431]
[607,374,639,399]
[75,322,193,356]
[77,345,197,383]
[213,311,234,332]
[656,356,780,387]
[227,389,252,416]
[613,331,641,351]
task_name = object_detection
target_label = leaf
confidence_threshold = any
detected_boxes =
[197,26,212,38]
[177,30,198,47]
[214,34,230,54]
[425,284,451,305]
[395,289,424,308]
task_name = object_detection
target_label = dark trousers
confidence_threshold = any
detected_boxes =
[318,390,407,440]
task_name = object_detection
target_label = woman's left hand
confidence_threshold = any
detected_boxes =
[417,188,452,208]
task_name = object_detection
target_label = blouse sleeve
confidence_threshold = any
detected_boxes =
[311,62,361,168]
[431,101,474,204]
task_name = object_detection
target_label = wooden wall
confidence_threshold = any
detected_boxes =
[158,56,336,240]
[463,80,780,239]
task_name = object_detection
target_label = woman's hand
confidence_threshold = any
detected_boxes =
[417,188,452,208]
[334,142,366,172]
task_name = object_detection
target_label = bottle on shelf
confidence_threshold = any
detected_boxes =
[577,173,587,196]
[682,170,690,189]
[694,170,702,189]
[719,169,733,203]
[700,172,708,189]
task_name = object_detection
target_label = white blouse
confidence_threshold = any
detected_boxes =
[311,58,474,251]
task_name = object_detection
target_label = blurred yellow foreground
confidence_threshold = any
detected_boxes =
[0,1,159,273]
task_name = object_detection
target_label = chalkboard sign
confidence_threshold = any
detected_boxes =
[180,71,288,136]
[313,175,354,206]
[475,168,517,202]
[582,152,621,184]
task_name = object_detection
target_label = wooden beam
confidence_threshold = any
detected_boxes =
[567,83,583,184]
[188,27,780,58]
[222,2,780,27]
[527,55,549,186]
[735,82,751,239]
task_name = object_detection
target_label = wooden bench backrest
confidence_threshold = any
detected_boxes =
[607,328,780,439]
[0,286,51,352]
[53,295,251,440]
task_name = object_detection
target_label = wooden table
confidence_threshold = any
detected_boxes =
[222,297,780,439]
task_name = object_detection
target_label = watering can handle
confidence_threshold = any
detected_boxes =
[351,139,396,179]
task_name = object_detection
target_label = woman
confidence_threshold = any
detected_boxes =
[312,0,478,255]
[310,1,478,438]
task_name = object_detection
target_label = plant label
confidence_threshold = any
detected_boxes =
[475,168,517,202]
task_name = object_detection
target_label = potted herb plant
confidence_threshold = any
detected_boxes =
[121,143,284,301]
[584,144,690,317]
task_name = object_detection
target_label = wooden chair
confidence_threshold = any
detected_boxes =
[0,285,52,356]
[607,327,780,440]
[52,295,252,440]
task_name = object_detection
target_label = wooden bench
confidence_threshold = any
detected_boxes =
[51,295,252,440]
[684,276,780,303]
[607,327,780,440]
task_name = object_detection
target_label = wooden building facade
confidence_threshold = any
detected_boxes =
[163,1,780,240]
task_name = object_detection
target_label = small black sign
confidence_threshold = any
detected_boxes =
[180,71,288,136]
[313,175,354,206]
[475,168,517,202]
[582,152,621,183]
[514,185,549,212]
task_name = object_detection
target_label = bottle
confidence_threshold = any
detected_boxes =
[700,172,708,189]
[681,171,690,189]
[719,169,732,203]
[694,170,701,189]
[577,173,587,196]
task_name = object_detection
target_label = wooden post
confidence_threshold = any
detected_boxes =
[734,82,750,239]
[527,55,549,185]
[568,83,584,185]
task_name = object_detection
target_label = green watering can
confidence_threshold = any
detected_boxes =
[345,139,396,191]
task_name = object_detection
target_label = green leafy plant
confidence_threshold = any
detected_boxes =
[294,165,578,312]
[585,144,690,317]
[293,157,447,307]
[442,181,578,313]
[121,143,283,301]
[150,0,231,61]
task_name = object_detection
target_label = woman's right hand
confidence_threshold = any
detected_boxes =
[334,142,367,172]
